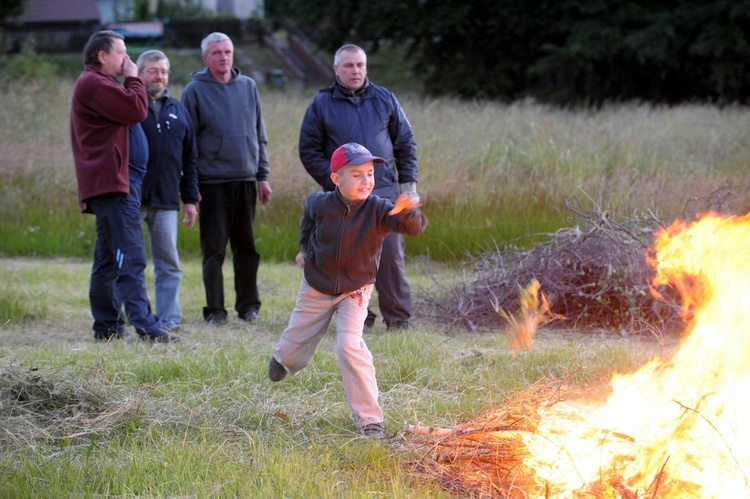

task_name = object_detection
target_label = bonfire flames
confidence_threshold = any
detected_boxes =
[408,213,750,497]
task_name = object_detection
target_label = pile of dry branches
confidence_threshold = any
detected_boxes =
[424,200,685,332]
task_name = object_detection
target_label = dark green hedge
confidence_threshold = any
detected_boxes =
[268,0,750,104]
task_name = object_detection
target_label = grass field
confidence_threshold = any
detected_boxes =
[0,257,678,497]
[0,47,747,496]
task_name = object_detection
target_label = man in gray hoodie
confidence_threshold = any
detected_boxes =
[182,32,272,325]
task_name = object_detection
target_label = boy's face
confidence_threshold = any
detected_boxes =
[331,162,375,201]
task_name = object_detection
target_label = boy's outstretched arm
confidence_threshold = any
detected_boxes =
[388,192,422,216]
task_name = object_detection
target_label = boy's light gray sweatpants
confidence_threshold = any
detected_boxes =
[273,278,383,427]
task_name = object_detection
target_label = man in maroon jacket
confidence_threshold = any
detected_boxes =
[71,30,177,343]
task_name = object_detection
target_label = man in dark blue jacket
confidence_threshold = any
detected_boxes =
[137,50,199,332]
[299,44,420,331]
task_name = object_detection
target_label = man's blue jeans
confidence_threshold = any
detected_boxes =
[142,207,183,330]
[88,180,163,338]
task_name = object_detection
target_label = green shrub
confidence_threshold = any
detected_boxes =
[0,39,57,84]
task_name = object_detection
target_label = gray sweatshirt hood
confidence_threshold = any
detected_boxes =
[190,66,242,83]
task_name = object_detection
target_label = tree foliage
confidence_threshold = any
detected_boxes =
[0,0,25,24]
[267,0,750,104]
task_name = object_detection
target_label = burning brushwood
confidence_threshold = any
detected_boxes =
[408,213,750,498]
[492,278,566,353]
[402,423,456,436]
[403,383,557,498]
[403,423,532,440]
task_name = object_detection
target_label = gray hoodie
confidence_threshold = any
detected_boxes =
[181,67,270,184]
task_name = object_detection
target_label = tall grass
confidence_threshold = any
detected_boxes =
[2,79,750,261]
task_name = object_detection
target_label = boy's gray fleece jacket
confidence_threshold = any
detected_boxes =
[301,189,428,296]
[181,67,270,184]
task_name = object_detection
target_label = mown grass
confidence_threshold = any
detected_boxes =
[0,258,676,497]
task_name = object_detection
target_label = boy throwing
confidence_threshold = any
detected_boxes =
[268,143,428,439]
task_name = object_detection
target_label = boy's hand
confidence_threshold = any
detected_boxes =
[388,192,422,215]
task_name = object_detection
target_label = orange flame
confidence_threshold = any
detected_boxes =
[522,213,750,497]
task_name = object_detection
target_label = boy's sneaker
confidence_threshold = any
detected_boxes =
[361,423,385,440]
[268,357,287,381]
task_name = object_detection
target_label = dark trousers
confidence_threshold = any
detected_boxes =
[199,181,260,320]
[88,180,163,337]
[368,232,412,325]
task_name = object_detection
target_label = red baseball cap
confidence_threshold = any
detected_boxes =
[330,143,385,173]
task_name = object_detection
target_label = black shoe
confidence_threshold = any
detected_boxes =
[361,423,385,440]
[94,330,129,342]
[240,309,259,322]
[205,314,227,325]
[363,316,376,332]
[141,333,181,344]
[386,320,410,331]
[268,357,287,382]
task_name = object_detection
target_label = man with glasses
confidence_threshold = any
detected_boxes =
[136,50,199,332]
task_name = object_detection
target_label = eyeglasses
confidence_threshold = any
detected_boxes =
[146,69,171,76]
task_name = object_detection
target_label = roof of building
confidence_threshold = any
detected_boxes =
[13,0,100,24]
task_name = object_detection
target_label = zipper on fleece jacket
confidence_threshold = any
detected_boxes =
[334,201,352,294]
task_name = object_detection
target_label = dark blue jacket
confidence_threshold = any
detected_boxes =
[141,88,199,210]
[128,122,149,186]
[299,79,418,201]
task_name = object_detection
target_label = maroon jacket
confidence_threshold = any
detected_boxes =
[70,65,148,212]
